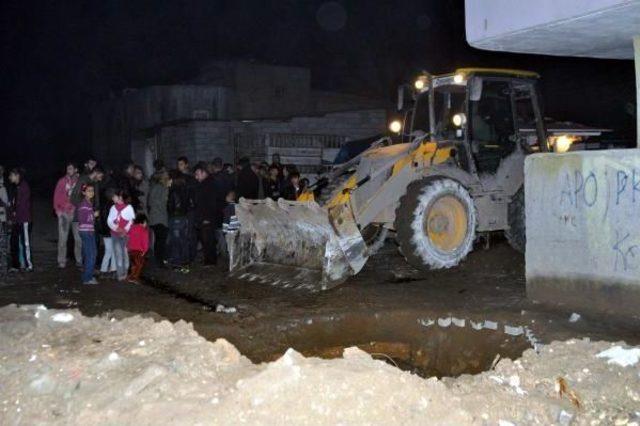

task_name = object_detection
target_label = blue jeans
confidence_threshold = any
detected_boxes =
[168,217,189,266]
[112,233,129,280]
[80,232,96,282]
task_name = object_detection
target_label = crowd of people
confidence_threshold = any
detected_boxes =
[0,154,309,285]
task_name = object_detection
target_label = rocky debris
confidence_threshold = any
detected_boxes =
[1,304,639,425]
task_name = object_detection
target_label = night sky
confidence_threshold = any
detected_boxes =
[1,0,636,179]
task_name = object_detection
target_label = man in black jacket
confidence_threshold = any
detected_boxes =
[167,170,194,268]
[194,164,222,266]
[236,157,260,200]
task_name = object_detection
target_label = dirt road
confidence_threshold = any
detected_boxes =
[2,218,639,367]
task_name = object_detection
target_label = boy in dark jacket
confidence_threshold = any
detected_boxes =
[282,171,302,201]
[265,165,283,200]
[8,168,33,271]
[222,190,239,234]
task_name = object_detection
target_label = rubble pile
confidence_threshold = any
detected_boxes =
[1,305,639,425]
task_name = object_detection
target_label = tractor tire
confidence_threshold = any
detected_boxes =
[505,187,525,253]
[395,178,476,270]
[361,224,389,256]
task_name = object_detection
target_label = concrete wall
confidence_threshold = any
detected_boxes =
[91,63,385,165]
[232,62,311,119]
[152,109,387,168]
[91,85,233,165]
[525,149,640,318]
[249,110,387,140]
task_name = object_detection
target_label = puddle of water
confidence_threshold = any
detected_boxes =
[246,313,532,378]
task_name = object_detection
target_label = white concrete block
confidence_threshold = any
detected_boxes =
[525,149,640,316]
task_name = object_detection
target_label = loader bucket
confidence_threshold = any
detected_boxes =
[227,198,368,291]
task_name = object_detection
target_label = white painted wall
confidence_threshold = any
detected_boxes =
[525,149,640,315]
[466,0,628,42]
[465,0,640,59]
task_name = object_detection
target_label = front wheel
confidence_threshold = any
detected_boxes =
[395,178,476,270]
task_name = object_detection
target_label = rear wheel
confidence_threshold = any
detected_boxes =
[395,178,476,270]
[504,187,525,253]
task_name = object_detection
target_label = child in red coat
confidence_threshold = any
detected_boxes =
[127,213,149,284]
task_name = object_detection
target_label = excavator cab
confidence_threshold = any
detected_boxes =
[404,69,546,173]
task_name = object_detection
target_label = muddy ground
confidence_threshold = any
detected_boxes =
[2,200,640,424]
[1,199,639,367]
[2,305,640,425]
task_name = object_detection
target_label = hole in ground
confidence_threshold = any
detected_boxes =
[246,312,532,378]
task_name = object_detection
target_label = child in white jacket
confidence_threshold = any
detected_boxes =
[107,190,135,281]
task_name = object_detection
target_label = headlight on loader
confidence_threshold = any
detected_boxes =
[453,73,465,84]
[389,120,402,134]
[549,135,577,153]
[452,113,466,127]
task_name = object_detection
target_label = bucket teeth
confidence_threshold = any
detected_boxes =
[227,198,368,291]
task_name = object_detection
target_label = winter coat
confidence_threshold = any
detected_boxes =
[133,179,150,214]
[167,184,194,218]
[98,200,113,237]
[213,171,234,199]
[236,168,260,200]
[127,224,149,253]
[281,184,301,201]
[107,202,135,236]
[194,175,224,227]
[53,175,78,216]
[265,177,283,200]
[147,182,168,227]
[77,199,95,233]
[12,180,31,223]
[70,174,90,207]
[70,174,101,212]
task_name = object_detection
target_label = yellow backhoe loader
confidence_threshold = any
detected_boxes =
[227,68,572,291]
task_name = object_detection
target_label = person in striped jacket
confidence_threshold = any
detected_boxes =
[77,183,99,284]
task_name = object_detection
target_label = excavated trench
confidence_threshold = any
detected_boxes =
[137,271,535,379]
[242,311,534,378]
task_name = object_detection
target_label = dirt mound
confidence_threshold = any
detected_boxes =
[1,304,638,425]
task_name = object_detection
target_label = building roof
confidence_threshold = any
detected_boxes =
[454,68,540,79]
